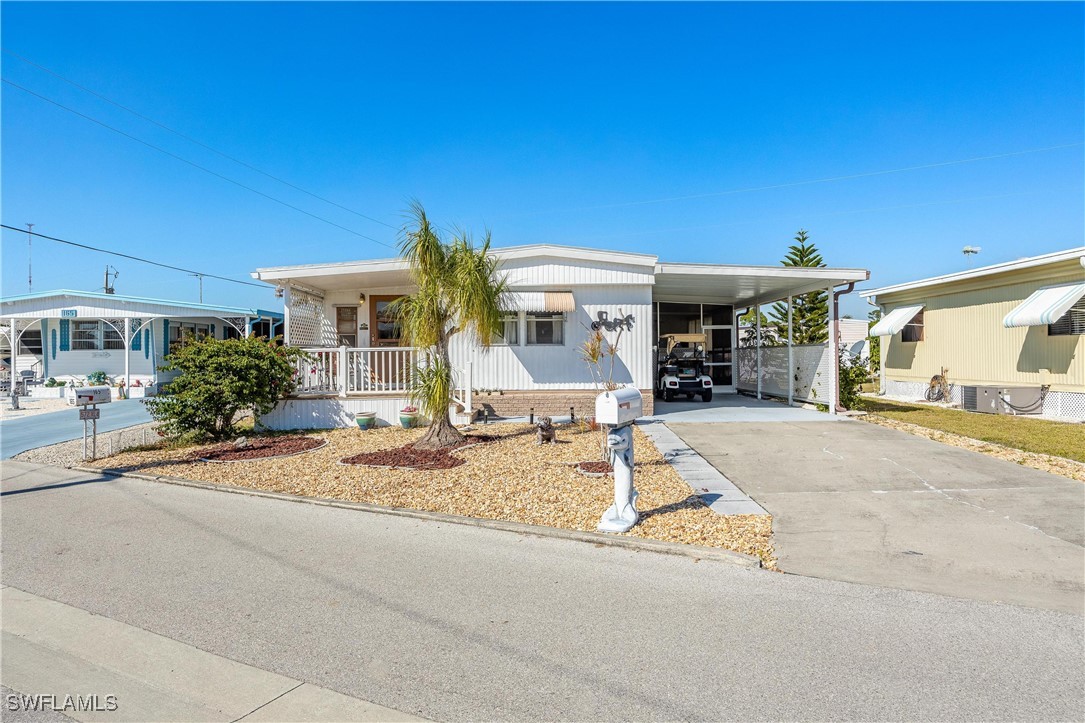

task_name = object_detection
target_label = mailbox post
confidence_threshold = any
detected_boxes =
[594,387,644,533]
[74,386,111,461]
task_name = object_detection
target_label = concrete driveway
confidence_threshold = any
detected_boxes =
[669,419,1085,614]
[0,399,152,458]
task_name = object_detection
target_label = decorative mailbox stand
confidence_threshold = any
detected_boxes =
[594,387,644,533]
[74,386,112,461]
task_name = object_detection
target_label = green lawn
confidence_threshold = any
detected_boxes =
[856,397,1085,463]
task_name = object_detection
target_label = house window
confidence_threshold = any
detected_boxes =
[901,310,924,342]
[527,312,565,345]
[71,321,124,350]
[496,312,520,345]
[168,322,209,352]
[1049,297,1085,336]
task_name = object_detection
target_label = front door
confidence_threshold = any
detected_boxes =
[369,296,403,347]
[703,325,735,390]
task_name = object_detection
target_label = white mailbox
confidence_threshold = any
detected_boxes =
[73,386,112,406]
[595,387,643,427]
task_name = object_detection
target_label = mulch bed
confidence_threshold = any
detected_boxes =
[341,434,499,470]
[197,435,325,462]
[577,460,613,476]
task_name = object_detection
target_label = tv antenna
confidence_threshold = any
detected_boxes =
[962,246,982,267]
[26,223,34,293]
[190,273,204,304]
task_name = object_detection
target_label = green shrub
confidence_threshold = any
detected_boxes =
[838,351,869,410]
[146,336,305,441]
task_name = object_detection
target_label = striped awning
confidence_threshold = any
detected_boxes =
[870,304,924,336]
[1003,282,1085,328]
[501,291,576,313]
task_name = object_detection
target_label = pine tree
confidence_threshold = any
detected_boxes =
[769,230,829,345]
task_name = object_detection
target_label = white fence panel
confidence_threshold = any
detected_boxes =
[736,344,832,404]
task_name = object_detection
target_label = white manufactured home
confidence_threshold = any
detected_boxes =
[0,290,283,397]
[252,245,868,429]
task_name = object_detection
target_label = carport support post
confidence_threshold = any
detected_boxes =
[787,295,794,406]
[123,318,131,393]
[827,284,837,416]
[755,304,762,400]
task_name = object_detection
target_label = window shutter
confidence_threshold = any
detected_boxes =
[131,320,142,351]
[51,329,57,360]
[144,329,151,359]
[59,319,70,351]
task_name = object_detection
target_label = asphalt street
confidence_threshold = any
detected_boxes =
[2,462,1083,721]
[0,400,152,459]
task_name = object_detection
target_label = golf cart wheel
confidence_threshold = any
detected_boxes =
[702,389,713,402]
[663,388,675,402]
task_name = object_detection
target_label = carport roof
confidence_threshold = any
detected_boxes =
[653,263,869,306]
[0,289,283,320]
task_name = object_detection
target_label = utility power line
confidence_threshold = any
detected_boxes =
[493,142,1085,220]
[2,48,398,231]
[2,78,395,249]
[0,224,269,290]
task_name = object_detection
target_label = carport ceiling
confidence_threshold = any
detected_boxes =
[654,263,869,307]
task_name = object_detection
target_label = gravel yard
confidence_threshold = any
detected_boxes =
[87,422,776,567]
[14,421,162,467]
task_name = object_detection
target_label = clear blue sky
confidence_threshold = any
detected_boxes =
[2,1,1082,318]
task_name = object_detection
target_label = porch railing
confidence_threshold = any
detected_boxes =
[295,346,420,396]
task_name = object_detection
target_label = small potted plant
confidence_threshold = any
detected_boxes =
[399,405,418,429]
[355,411,377,430]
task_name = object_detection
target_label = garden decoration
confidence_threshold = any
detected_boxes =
[535,416,557,445]
[355,411,377,430]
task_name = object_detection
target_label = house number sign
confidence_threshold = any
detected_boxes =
[61,309,78,318]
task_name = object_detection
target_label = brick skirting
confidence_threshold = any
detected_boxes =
[475,389,654,419]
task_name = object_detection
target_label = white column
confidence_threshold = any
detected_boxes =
[827,284,837,416]
[878,305,886,395]
[245,316,252,337]
[9,319,17,387]
[755,304,762,400]
[123,319,131,393]
[787,294,794,406]
[338,345,348,398]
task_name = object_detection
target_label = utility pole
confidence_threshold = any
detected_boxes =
[103,266,119,294]
[190,273,204,303]
[26,223,33,293]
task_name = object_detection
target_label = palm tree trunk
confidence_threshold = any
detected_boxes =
[414,339,465,450]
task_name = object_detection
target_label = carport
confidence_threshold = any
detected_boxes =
[652,262,869,413]
[645,392,839,423]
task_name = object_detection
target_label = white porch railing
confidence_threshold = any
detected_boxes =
[295,347,420,397]
[293,347,474,411]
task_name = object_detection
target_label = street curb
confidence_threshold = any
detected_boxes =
[72,465,763,569]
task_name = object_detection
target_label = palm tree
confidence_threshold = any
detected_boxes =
[392,202,508,449]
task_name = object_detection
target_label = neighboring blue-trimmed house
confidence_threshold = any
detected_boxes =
[0,290,282,397]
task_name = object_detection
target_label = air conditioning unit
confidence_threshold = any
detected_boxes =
[996,387,1043,415]
[961,386,1000,414]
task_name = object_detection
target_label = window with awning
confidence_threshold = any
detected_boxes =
[499,291,575,313]
[870,304,924,337]
[1003,282,1085,329]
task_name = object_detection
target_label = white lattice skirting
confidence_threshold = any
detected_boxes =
[882,379,1084,420]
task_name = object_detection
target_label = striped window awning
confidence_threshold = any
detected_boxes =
[1003,282,1085,328]
[870,304,924,336]
[501,291,576,313]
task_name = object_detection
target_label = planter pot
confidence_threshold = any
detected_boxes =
[355,412,377,430]
[127,385,157,398]
[399,414,418,429]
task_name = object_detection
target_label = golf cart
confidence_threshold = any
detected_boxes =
[655,334,713,402]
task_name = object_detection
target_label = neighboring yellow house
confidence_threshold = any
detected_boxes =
[861,248,1085,420]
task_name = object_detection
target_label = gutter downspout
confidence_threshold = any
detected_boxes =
[831,282,856,413]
